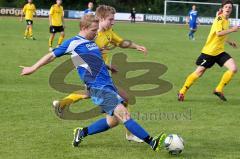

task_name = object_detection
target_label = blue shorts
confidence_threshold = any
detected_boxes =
[89,86,124,116]
[189,22,197,30]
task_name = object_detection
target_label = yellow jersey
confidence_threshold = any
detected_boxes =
[49,4,64,26]
[201,15,229,56]
[22,3,36,20]
[95,29,123,64]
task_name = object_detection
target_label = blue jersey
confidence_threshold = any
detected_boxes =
[53,35,115,89]
[188,10,198,24]
[84,9,94,15]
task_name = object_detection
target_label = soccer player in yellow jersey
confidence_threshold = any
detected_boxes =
[178,0,238,102]
[20,0,36,40]
[48,0,65,51]
[53,5,147,142]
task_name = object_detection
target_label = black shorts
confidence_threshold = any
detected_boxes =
[196,52,232,68]
[26,20,33,25]
[49,26,64,33]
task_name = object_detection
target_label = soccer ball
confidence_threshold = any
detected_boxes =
[164,134,184,155]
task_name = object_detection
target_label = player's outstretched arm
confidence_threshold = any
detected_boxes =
[20,53,56,76]
[226,40,238,48]
[216,26,239,36]
[119,40,147,55]
[128,42,148,55]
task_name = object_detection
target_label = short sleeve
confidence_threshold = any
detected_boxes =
[49,6,54,15]
[33,4,36,12]
[215,16,223,32]
[52,39,71,57]
[22,5,26,13]
[111,30,123,46]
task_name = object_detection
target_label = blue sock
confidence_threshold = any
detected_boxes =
[82,118,110,136]
[124,118,150,142]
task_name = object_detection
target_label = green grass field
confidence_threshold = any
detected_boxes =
[1,17,240,159]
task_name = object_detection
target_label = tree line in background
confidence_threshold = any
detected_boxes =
[0,0,239,16]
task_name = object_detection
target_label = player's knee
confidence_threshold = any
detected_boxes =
[114,104,131,123]
[230,66,238,73]
[106,116,119,128]
[195,69,205,77]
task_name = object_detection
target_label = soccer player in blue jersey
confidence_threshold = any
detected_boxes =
[186,5,200,40]
[20,14,167,151]
[84,2,94,15]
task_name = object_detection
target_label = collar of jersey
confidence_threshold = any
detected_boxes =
[76,35,87,39]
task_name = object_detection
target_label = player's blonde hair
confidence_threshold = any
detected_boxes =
[80,14,99,30]
[95,5,116,19]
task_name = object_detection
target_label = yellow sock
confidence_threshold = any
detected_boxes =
[29,27,33,37]
[179,72,199,95]
[24,29,28,37]
[59,91,88,108]
[215,70,234,92]
[49,37,53,47]
[57,35,64,45]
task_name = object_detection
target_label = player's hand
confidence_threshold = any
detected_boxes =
[231,26,239,32]
[19,66,36,75]
[136,45,147,56]
[228,41,238,48]
[109,65,118,74]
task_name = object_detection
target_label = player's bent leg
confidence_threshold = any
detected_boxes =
[106,115,119,128]
[114,104,166,151]
[223,58,238,73]
[214,58,237,101]
[53,90,90,118]
[178,66,206,101]
[60,90,89,108]
[117,88,143,143]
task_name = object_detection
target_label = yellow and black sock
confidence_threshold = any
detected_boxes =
[59,91,88,108]
[24,28,29,37]
[179,72,199,95]
[29,27,33,37]
[215,70,234,92]
[49,36,54,47]
[57,35,64,46]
